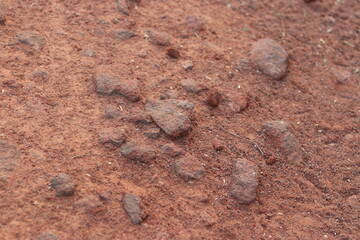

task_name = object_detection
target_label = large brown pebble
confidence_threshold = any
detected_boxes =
[120,142,156,163]
[16,30,45,51]
[73,195,103,214]
[145,29,172,46]
[98,128,127,146]
[252,38,288,80]
[116,0,130,15]
[50,173,75,197]
[174,155,205,181]
[207,89,221,107]
[123,193,144,224]
[230,158,259,204]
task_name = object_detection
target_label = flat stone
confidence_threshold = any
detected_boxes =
[181,60,194,71]
[50,173,75,197]
[160,143,184,157]
[145,99,194,138]
[99,128,127,146]
[0,141,21,171]
[16,30,45,51]
[73,195,103,214]
[230,158,259,204]
[179,79,207,93]
[114,30,135,40]
[127,108,153,124]
[252,38,288,80]
[174,155,205,180]
[120,142,156,163]
[117,0,130,15]
[123,193,144,224]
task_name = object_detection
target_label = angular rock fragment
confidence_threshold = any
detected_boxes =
[120,142,156,163]
[123,193,144,224]
[0,141,21,171]
[16,30,45,51]
[179,79,207,93]
[73,195,103,214]
[114,30,135,40]
[99,128,127,146]
[50,173,75,197]
[174,155,205,181]
[145,29,172,46]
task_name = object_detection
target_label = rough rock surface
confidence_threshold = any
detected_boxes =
[0,141,21,171]
[16,30,45,50]
[73,195,103,213]
[145,29,172,46]
[50,173,75,197]
[230,158,259,204]
[98,128,127,146]
[36,232,59,240]
[251,38,288,80]
[123,193,144,224]
[120,142,156,163]
[174,155,205,180]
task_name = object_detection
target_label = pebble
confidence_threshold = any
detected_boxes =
[113,30,135,40]
[144,127,161,139]
[179,79,207,93]
[0,13,5,25]
[16,30,45,51]
[145,29,172,46]
[145,99,195,138]
[221,91,249,113]
[104,105,122,119]
[263,121,302,161]
[0,141,21,171]
[123,193,144,224]
[117,0,130,15]
[93,66,140,102]
[230,158,259,204]
[127,108,153,124]
[98,128,127,146]
[234,58,251,72]
[30,69,48,82]
[120,142,156,163]
[160,143,184,157]
[174,155,205,180]
[138,49,148,58]
[207,89,221,107]
[36,232,59,240]
[73,195,103,214]
[251,38,288,80]
[213,140,224,151]
[50,173,75,197]
[181,60,194,71]
[332,67,351,84]
[186,16,205,32]
[167,48,180,59]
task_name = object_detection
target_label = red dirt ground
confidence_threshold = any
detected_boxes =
[0,0,359,239]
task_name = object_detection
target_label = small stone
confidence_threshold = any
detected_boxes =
[117,0,130,15]
[114,30,135,40]
[186,16,205,32]
[82,48,95,57]
[123,193,144,224]
[167,48,180,59]
[234,58,251,72]
[181,60,194,71]
[16,30,45,51]
[128,108,153,124]
[145,29,172,46]
[198,212,216,227]
[179,79,207,93]
[120,142,156,163]
[0,141,21,171]
[99,128,127,146]
[263,121,302,161]
[160,143,183,157]
[93,66,140,102]
[30,69,48,82]
[73,195,103,214]
[145,99,195,138]
[207,89,221,107]
[230,158,259,204]
[29,149,46,161]
[174,155,205,180]
[144,127,161,139]
[104,105,122,119]
[0,13,5,25]
[266,155,277,165]
[332,67,351,84]
[251,38,288,80]
[36,232,59,240]
[213,140,224,151]
[138,49,148,58]
[50,173,75,197]
[221,91,249,113]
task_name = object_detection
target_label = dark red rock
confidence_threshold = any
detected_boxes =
[145,99,195,138]
[263,121,302,161]
[98,128,127,146]
[221,91,249,113]
[252,38,288,80]
[93,66,140,102]
[123,193,144,224]
[145,30,172,46]
[167,48,180,59]
[230,158,259,204]
[174,155,205,181]
[120,142,156,163]
[213,140,224,151]
[0,13,6,25]
[50,173,75,197]
[207,89,221,107]
[16,30,45,51]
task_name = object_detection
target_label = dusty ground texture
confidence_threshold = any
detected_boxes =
[0,0,359,239]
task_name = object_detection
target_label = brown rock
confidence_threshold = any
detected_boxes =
[128,108,153,124]
[50,173,75,197]
[123,193,144,224]
[116,0,130,15]
[16,30,45,51]
[221,91,249,113]
[186,16,205,32]
[104,105,122,119]
[167,48,180,59]
[213,140,224,151]
[145,30,172,46]
[0,13,5,25]
[113,30,135,40]
[252,38,288,80]
[332,67,351,84]
[73,195,103,214]
[174,155,205,181]
[144,127,161,139]
[263,121,302,161]
[181,60,194,71]
[230,158,259,204]
[160,143,184,157]
[93,66,140,102]
[0,141,21,171]
[207,89,221,107]
[179,79,207,93]
[120,142,156,163]
[145,99,195,138]
[99,128,127,146]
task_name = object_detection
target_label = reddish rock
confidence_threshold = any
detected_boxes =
[0,13,6,25]
[138,49,148,58]
[234,58,251,72]
[263,121,302,161]
[123,193,144,224]
[181,60,194,71]
[93,66,140,102]
[50,174,75,197]
[73,195,103,214]
[145,99,195,138]
[213,140,224,151]
[221,91,249,113]
[113,30,135,40]
[251,38,288,80]
[160,143,184,157]
[120,142,156,163]
[144,127,161,139]
[145,30,172,46]
[128,108,153,124]
[266,155,277,165]
[186,16,205,32]
[0,141,21,171]
[16,30,45,51]
[104,105,122,119]
[167,48,180,59]
[230,158,259,204]
[98,128,127,146]
[332,67,351,84]
[179,79,207,93]
[116,0,130,15]
[207,89,221,107]
[174,155,205,180]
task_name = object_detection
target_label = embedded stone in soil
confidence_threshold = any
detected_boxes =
[174,155,205,181]
[36,232,59,240]
[179,78,207,93]
[98,128,127,146]
[73,195,103,214]
[207,89,222,107]
[50,173,75,197]
[143,127,161,139]
[93,66,140,102]
[0,141,21,171]
[220,91,249,113]
[116,0,130,15]
[120,142,156,163]
[123,193,144,224]
[186,15,205,32]
[145,99,195,138]
[251,38,288,80]
[181,60,194,71]
[113,30,135,40]
[145,29,172,46]
[104,105,123,119]
[127,108,153,124]
[230,158,259,204]
[160,143,184,157]
[16,30,45,51]
[263,121,302,162]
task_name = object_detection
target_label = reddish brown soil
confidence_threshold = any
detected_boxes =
[0,0,359,239]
